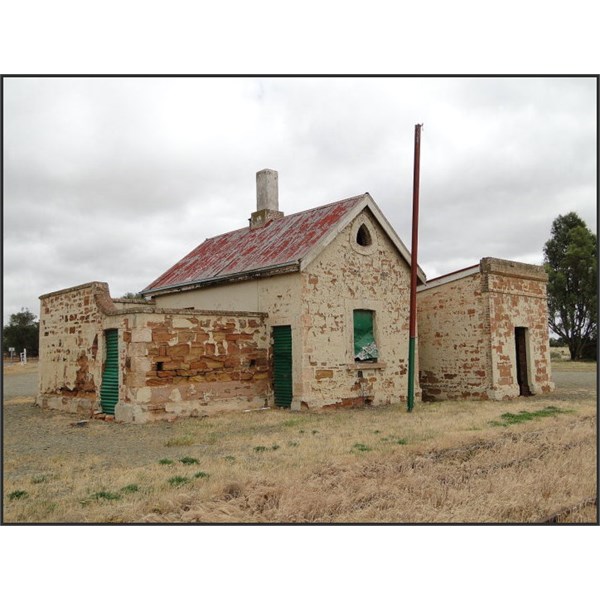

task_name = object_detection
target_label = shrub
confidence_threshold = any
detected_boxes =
[352,443,372,452]
[8,490,29,500]
[168,476,190,487]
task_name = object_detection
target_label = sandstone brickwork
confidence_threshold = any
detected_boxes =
[417,258,555,401]
[153,208,418,410]
[299,210,417,408]
[38,282,269,422]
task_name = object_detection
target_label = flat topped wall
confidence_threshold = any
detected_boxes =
[38,281,270,422]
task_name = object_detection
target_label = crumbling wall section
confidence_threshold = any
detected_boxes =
[110,310,269,423]
[37,282,110,414]
[38,282,270,422]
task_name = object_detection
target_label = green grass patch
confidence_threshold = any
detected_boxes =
[31,475,48,484]
[120,484,139,494]
[179,456,200,465]
[194,471,210,479]
[224,455,236,462]
[490,406,573,427]
[8,490,29,500]
[158,458,174,465]
[271,444,280,451]
[282,418,301,427]
[91,490,121,501]
[254,445,268,452]
[165,435,194,447]
[352,443,372,452]
[287,440,299,447]
[168,476,190,487]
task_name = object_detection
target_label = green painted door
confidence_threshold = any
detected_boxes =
[272,325,293,408]
[100,329,119,414]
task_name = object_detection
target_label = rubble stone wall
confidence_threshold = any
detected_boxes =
[37,282,269,422]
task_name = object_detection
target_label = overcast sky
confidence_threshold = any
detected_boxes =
[3,76,597,322]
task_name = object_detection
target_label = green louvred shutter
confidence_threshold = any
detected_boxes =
[354,310,378,361]
[272,325,293,408]
[100,329,119,415]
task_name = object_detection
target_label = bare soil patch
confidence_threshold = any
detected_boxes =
[3,361,596,523]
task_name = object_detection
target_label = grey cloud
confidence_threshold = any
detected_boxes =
[3,77,596,321]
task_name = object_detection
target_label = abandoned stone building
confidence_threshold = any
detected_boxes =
[37,169,554,422]
[417,258,555,401]
[38,169,426,422]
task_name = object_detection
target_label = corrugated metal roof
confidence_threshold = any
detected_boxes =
[143,195,367,293]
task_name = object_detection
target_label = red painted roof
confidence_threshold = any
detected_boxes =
[143,195,367,293]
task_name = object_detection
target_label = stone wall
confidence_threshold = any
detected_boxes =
[483,258,555,398]
[299,209,416,408]
[37,282,108,414]
[111,310,269,422]
[417,273,490,401]
[37,282,269,422]
[417,258,554,401]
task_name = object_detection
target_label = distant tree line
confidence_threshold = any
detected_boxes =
[2,308,39,356]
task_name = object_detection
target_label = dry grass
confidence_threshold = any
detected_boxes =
[3,359,39,376]
[551,359,597,372]
[3,362,596,523]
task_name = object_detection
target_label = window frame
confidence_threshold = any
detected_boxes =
[353,309,378,363]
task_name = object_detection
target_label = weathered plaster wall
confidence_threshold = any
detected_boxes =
[37,282,108,414]
[300,209,415,408]
[153,279,260,312]
[483,259,555,398]
[417,258,554,401]
[417,274,490,401]
[38,282,270,422]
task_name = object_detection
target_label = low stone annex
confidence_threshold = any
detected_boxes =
[37,169,554,422]
[417,258,555,401]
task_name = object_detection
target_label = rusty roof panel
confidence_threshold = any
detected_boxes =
[143,195,366,293]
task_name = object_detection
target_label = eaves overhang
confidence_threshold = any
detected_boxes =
[142,260,301,297]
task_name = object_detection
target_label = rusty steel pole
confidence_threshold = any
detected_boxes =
[407,123,423,412]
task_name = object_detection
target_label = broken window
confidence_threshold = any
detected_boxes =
[354,309,378,361]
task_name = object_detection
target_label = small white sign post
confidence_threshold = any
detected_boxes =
[20,348,27,364]
[9,347,15,360]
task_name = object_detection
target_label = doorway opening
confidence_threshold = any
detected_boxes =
[514,327,532,396]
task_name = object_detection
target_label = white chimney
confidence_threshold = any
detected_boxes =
[250,169,284,228]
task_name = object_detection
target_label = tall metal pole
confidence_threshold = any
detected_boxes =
[407,124,422,412]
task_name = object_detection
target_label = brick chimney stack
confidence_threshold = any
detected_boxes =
[250,169,284,229]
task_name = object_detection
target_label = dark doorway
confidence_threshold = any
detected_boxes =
[514,327,532,396]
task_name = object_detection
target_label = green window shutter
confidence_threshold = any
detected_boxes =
[272,325,293,408]
[354,310,378,361]
[100,329,119,415]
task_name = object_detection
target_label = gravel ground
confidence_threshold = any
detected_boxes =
[3,363,596,478]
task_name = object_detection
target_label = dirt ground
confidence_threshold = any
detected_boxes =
[2,359,597,523]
